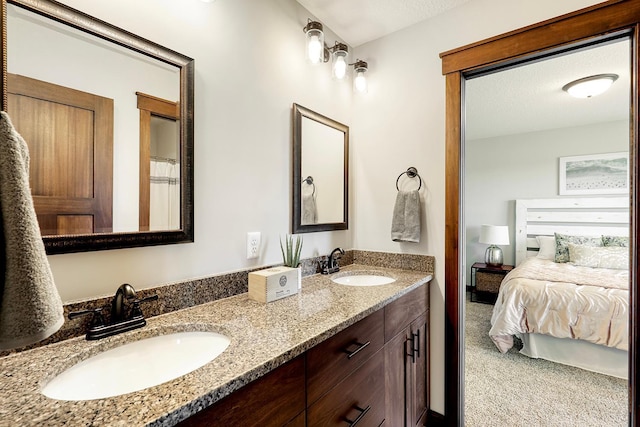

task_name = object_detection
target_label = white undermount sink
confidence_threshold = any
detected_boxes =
[331,272,396,286]
[42,331,230,401]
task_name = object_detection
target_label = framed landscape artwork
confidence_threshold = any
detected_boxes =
[559,152,629,195]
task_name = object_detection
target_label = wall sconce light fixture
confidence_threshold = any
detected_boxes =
[303,20,327,64]
[562,73,618,98]
[353,60,368,93]
[303,19,369,90]
[331,42,349,80]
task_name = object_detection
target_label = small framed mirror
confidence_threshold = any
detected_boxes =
[2,0,194,253]
[292,103,348,233]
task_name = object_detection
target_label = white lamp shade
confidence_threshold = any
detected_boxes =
[479,225,510,246]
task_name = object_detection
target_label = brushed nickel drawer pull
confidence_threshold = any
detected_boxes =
[344,405,371,426]
[343,341,371,359]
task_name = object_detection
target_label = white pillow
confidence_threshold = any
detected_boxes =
[535,236,556,260]
[568,243,628,270]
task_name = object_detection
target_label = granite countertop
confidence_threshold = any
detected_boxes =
[0,264,432,427]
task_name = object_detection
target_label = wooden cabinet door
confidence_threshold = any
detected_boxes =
[7,73,114,235]
[385,325,409,426]
[408,312,429,426]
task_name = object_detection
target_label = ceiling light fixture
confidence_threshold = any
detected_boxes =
[562,73,619,98]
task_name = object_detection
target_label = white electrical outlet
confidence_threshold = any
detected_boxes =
[247,232,261,259]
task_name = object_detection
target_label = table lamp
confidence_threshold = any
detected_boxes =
[479,225,510,267]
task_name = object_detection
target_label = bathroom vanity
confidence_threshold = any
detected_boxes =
[0,265,431,426]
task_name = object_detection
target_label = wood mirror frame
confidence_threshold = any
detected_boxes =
[292,103,349,233]
[440,1,639,424]
[1,0,194,254]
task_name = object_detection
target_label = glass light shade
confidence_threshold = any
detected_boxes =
[332,47,348,80]
[479,225,510,245]
[354,71,367,92]
[562,74,618,98]
[304,22,325,65]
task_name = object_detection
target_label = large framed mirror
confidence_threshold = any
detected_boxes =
[441,1,639,425]
[1,0,194,254]
[292,103,348,233]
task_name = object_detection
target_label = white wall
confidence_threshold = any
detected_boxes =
[351,0,603,414]
[47,0,352,302]
[465,120,629,276]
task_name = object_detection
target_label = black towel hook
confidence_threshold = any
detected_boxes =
[396,167,422,191]
[302,176,316,196]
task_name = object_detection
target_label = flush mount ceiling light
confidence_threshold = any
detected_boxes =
[562,73,619,98]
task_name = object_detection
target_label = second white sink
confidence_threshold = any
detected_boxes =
[331,272,396,286]
[42,331,230,401]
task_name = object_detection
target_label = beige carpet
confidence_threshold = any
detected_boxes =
[464,300,627,426]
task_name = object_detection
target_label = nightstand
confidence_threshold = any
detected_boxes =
[470,262,514,304]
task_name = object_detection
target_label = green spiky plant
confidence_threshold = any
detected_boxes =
[280,234,303,268]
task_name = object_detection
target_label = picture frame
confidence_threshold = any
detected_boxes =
[559,152,629,195]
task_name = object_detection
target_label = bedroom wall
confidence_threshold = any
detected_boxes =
[464,119,629,279]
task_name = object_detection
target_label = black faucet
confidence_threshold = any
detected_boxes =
[322,247,345,274]
[111,283,137,323]
[69,284,158,340]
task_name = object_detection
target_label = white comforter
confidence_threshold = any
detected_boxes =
[489,257,629,353]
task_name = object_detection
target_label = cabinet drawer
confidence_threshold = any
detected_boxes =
[178,356,304,427]
[384,284,428,342]
[307,349,385,427]
[307,308,384,405]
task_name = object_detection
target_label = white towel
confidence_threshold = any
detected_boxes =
[301,193,318,225]
[391,190,421,243]
[0,111,63,350]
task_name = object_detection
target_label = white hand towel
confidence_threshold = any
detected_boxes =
[0,111,63,350]
[301,193,318,225]
[391,190,421,243]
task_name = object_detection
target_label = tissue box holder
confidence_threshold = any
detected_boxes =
[249,266,299,303]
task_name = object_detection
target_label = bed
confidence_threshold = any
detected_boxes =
[489,197,629,378]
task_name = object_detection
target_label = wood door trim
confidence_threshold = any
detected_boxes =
[136,92,179,231]
[441,1,639,425]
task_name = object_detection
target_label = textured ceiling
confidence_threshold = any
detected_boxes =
[296,0,473,47]
[465,39,630,140]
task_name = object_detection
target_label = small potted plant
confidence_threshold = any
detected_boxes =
[280,234,303,289]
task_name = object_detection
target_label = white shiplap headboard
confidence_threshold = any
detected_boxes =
[515,197,629,266]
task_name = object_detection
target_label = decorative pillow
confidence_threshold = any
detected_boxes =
[535,236,556,260]
[568,243,628,270]
[602,235,629,248]
[554,233,602,263]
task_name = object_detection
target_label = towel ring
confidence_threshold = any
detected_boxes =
[396,167,422,191]
[302,176,316,196]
